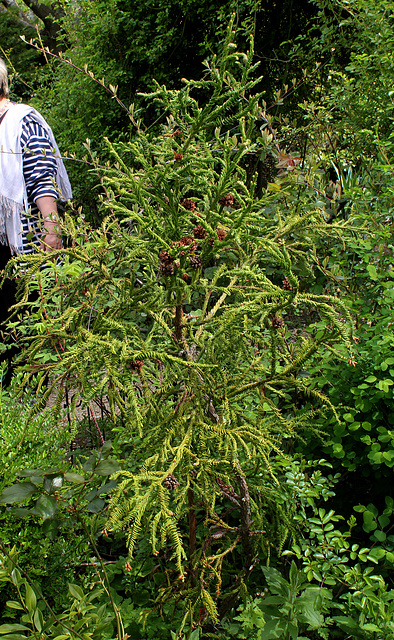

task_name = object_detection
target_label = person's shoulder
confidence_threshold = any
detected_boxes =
[7,103,35,133]
[21,108,49,138]
[10,103,33,118]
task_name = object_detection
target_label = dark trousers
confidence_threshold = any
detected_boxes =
[0,243,19,386]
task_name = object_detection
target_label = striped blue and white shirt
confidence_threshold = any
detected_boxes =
[19,114,59,254]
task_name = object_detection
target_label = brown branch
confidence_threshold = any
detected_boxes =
[234,460,254,565]
[188,487,197,587]
[214,461,256,621]
[174,304,183,342]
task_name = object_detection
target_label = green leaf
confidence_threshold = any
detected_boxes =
[87,498,105,513]
[33,608,44,632]
[332,615,361,631]
[68,584,84,601]
[36,495,57,521]
[25,584,36,613]
[64,472,85,483]
[287,620,299,640]
[354,504,366,513]
[374,529,386,542]
[386,496,394,509]
[43,474,64,494]
[363,510,375,524]
[101,440,113,458]
[9,508,35,518]
[378,513,390,529]
[82,455,97,472]
[139,558,156,577]
[42,518,59,540]
[0,483,38,504]
[17,469,45,478]
[0,625,30,634]
[368,451,382,464]
[94,459,120,476]
[97,480,117,495]
[5,601,24,611]
[367,547,386,561]
[153,572,166,586]
[366,264,379,280]
[361,623,383,632]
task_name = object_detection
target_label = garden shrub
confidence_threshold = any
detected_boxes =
[2,6,394,635]
[1,23,361,633]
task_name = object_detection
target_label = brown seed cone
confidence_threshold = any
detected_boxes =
[163,474,180,490]
[160,261,174,276]
[159,249,173,264]
[173,151,183,161]
[189,254,203,270]
[216,228,227,241]
[282,278,293,291]
[128,360,144,371]
[182,273,192,284]
[272,316,285,328]
[219,193,234,207]
[178,236,194,247]
[193,224,207,239]
[180,198,196,211]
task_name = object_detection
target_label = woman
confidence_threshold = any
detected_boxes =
[0,57,72,255]
[0,57,72,384]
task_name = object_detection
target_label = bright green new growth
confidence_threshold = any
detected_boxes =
[5,23,355,618]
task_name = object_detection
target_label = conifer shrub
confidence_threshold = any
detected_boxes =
[3,24,357,628]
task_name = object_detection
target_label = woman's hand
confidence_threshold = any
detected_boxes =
[36,196,62,251]
[40,228,62,251]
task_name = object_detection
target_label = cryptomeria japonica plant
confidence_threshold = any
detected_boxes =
[3,21,357,630]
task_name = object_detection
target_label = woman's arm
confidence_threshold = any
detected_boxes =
[21,115,62,253]
[36,196,62,251]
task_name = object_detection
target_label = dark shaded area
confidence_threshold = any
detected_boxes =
[0,244,18,387]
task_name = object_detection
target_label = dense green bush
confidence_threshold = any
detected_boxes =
[1,23,372,636]
[2,2,394,637]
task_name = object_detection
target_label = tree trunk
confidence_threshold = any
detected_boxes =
[1,0,65,52]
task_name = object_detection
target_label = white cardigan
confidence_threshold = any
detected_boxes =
[0,103,72,254]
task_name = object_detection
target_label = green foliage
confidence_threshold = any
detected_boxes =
[287,502,394,637]
[0,374,89,618]
[0,11,39,102]
[1,27,358,628]
[0,371,64,490]
[257,562,330,639]
[11,0,319,212]
[0,548,117,640]
[4,2,394,635]
[223,461,394,639]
